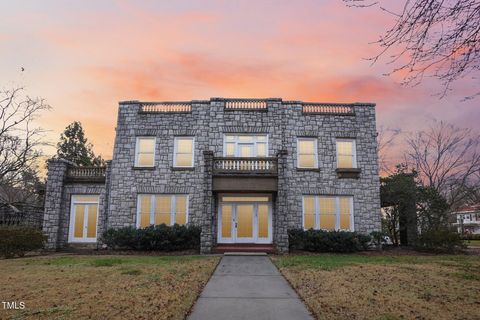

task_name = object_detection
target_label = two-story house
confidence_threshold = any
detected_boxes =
[43,98,381,253]
[453,204,480,235]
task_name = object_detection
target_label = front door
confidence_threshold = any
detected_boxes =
[69,195,99,243]
[218,196,272,244]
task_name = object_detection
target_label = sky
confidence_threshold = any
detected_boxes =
[0,0,478,167]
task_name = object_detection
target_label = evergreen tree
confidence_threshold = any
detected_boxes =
[56,121,104,166]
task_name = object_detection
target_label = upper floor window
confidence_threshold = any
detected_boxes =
[223,134,268,157]
[174,137,195,167]
[135,137,155,167]
[336,139,357,168]
[303,195,353,231]
[137,194,188,228]
[297,138,318,168]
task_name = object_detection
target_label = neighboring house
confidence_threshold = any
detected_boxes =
[43,98,381,253]
[453,204,480,235]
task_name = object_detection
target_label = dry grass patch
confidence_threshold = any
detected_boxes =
[0,255,219,320]
[273,255,480,320]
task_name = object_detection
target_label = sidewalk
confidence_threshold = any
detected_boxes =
[188,255,313,320]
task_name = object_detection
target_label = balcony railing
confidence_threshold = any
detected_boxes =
[139,102,192,113]
[224,99,268,111]
[66,166,106,182]
[302,103,355,115]
[213,157,277,175]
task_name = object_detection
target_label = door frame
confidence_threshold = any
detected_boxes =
[68,195,100,243]
[217,195,273,244]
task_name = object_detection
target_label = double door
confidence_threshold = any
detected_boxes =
[218,202,272,244]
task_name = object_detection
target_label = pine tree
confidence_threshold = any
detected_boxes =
[56,121,104,166]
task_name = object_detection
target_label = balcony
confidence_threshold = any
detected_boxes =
[66,166,106,183]
[212,157,278,192]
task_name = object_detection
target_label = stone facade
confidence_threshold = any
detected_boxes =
[43,98,381,253]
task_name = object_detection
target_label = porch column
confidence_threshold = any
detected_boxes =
[43,159,72,250]
[201,150,214,253]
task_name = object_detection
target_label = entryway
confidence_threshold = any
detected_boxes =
[217,194,272,244]
[68,195,99,243]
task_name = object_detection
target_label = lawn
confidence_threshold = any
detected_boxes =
[0,255,219,320]
[272,254,480,320]
[465,239,480,247]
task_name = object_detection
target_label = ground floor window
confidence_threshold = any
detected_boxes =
[69,195,100,243]
[302,195,353,231]
[137,194,188,228]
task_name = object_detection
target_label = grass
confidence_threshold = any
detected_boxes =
[464,239,480,247]
[272,254,480,320]
[0,255,219,320]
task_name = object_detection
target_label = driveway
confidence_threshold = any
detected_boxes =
[188,255,313,320]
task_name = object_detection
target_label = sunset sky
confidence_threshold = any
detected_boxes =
[1,0,478,166]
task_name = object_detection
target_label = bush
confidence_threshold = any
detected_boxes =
[0,226,46,258]
[288,229,372,253]
[101,224,201,251]
[415,228,465,253]
[460,234,480,241]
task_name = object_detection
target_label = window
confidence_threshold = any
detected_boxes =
[135,137,155,167]
[336,139,357,168]
[297,138,318,168]
[302,196,353,231]
[223,134,268,157]
[174,137,194,167]
[137,194,188,228]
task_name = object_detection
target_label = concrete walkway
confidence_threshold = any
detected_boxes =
[188,255,313,320]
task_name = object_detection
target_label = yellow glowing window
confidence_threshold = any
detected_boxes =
[175,195,188,225]
[71,195,99,241]
[139,195,152,228]
[224,135,268,157]
[336,140,356,168]
[135,137,155,167]
[237,204,253,238]
[138,194,188,228]
[303,196,315,229]
[258,204,269,238]
[155,196,171,225]
[298,138,317,168]
[221,204,232,238]
[174,137,194,167]
[74,204,85,238]
[221,196,270,202]
[302,195,354,231]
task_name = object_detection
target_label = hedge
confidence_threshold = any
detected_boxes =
[414,228,465,253]
[288,228,371,253]
[101,224,201,251]
[0,226,46,258]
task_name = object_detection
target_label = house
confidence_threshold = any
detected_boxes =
[43,98,381,253]
[453,204,480,235]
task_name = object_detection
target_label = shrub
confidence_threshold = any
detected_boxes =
[288,229,372,253]
[101,224,201,251]
[415,228,465,253]
[460,234,480,241]
[0,226,46,258]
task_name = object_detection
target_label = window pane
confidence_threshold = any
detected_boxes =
[303,196,315,229]
[258,204,269,238]
[339,197,351,230]
[226,143,235,156]
[155,196,171,225]
[175,154,192,166]
[221,204,232,238]
[257,143,266,157]
[239,145,253,157]
[139,195,151,227]
[86,204,97,238]
[237,204,253,238]
[299,140,315,154]
[226,135,235,141]
[256,135,267,142]
[299,154,315,168]
[222,196,269,202]
[74,204,85,238]
[138,153,154,166]
[138,138,155,152]
[320,197,336,230]
[238,136,253,142]
[177,138,193,153]
[175,196,187,225]
[73,195,99,203]
[337,141,353,155]
[337,155,353,168]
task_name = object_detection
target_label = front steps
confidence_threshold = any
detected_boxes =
[213,243,276,254]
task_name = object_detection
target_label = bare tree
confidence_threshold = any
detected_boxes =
[344,0,480,99]
[405,120,480,208]
[377,126,401,175]
[0,87,50,203]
